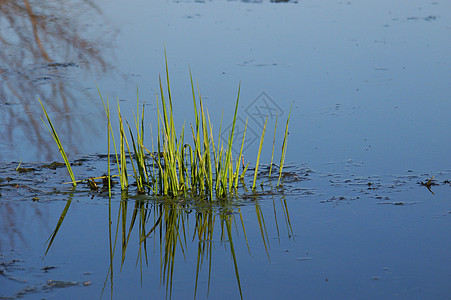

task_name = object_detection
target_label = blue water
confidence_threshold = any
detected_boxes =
[1,1,450,299]
[1,158,450,299]
[1,0,450,173]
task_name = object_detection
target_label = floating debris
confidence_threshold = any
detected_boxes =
[45,279,79,288]
[87,178,98,191]
[16,167,36,173]
[41,162,66,170]
[420,176,437,195]
[296,257,313,261]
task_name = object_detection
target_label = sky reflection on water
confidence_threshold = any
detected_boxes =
[0,158,449,299]
[0,0,449,175]
[0,1,450,299]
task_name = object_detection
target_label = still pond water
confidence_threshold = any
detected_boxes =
[1,0,450,299]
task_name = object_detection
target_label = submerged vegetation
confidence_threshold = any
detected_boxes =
[39,56,291,200]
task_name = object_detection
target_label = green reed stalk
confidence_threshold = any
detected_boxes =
[234,118,248,189]
[252,117,268,190]
[189,70,201,192]
[207,113,219,192]
[277,105,292,188]
[240,161,249,179]
[191,123,206,193]
[224,86,241,194]
[130,89,149,190]
[106,100,112,197]
[156,97,163,194]
[98,89,122,195]
[200,102,214,198]
[215,86,240,197]
[38,99,76,187]
[127,124,145,193]
[269,114,278,178]
[117,102,128,189]
[178,125,188,196]
[156,67,184,197]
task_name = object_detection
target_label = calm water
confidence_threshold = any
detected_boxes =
[1,0,450,299]
[1,158,450,299]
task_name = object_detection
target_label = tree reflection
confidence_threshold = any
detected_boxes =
[0,0,114,160]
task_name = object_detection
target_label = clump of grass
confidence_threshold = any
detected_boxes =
[40,56,291,198]
[95,56,252,199]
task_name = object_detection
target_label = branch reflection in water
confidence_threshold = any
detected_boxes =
[0,0,115,160]
[45,190,293,299]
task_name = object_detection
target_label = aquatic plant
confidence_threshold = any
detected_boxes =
[252,117,268,190]
[98,62,290,198]
[38,99,76,187]
[39,56,291,199]
[277,104,292,188]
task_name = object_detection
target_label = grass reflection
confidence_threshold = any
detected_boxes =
[107,195,293,299]
[44,187,293,299]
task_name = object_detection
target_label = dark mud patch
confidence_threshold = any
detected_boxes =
[1,156,448,207]
[407,15,439,22]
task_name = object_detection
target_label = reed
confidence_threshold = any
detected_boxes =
[269,114,278,178]
[277,104,292,188]
[252,117,268,190]
[131,64,249,199]
[38,99,76,187]
[41,57,291,199]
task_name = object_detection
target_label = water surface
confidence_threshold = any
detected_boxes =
[1,0,450,299]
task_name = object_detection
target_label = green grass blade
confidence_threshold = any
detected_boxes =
[234,118,248,189]
[252,117,268,190]
[277,105,292,188]
[38,98,76,187]
[269,114,278,178]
